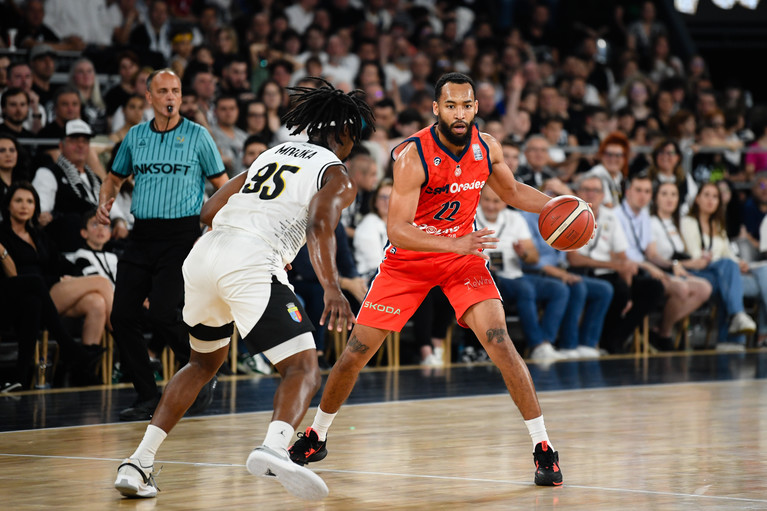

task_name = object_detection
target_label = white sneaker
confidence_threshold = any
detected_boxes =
[575,346,602,358]
[115,458,158,498]
[728,312,756,335]
[529,342,566,361]
[238,354,273,375]
[420,353,444,366]
[716,342,746,353]
[557,349,581,359]
[246,445,329,500]
[1,382,22,393]
[253,354,273,374]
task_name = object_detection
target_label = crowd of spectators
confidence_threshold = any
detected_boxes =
[2,0,767,390]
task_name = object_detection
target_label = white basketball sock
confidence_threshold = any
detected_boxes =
[311,407,337,441]
[524,415,552,449]
[130,424,167,468]
[262,420,295,452]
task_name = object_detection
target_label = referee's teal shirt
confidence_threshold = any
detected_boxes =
[111,118,225,219]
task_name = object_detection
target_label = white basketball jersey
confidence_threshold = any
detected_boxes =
[213,141,342,265]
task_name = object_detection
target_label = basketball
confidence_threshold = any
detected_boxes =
[538,195,595,251]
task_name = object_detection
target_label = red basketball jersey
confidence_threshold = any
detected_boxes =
[390,124,492,258]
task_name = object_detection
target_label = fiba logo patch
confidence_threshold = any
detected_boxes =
[433,157,442,166]
[174,135,185,149]
[286,302,302,322]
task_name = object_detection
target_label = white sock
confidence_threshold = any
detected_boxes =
[524,415,552,449]
[310,407,337,441]
[262,420,295,452]
[130,424,167,468]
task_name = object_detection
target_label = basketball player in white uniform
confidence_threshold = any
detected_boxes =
[114,79,375,501]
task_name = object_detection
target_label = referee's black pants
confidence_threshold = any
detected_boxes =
[111,217,200,402]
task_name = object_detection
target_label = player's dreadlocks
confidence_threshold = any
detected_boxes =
[282,77,375,146]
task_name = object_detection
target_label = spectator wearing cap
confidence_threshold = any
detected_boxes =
[5,62,45,134]
[29,44,57,112]
[32,120,110,251]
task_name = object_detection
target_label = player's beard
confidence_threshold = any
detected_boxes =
[437,117,472,148]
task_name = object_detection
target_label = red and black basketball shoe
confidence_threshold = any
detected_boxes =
[289,427,328,466]
[533,441,563,486]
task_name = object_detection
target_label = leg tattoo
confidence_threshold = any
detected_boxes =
[347,335,370,354]
[486,328,508,344]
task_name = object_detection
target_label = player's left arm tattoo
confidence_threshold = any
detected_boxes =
[347,335,370,353]
[486,328,508,344]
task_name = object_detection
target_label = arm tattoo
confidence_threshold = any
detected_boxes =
[486,328,508,344]
[347,335,370,353]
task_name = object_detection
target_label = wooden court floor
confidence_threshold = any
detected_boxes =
[2,370,767,510]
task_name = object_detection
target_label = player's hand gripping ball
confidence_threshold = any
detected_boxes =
[538,195,596,251]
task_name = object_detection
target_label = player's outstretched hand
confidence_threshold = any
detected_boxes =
[454,228,498,261]
[320,289,356,333]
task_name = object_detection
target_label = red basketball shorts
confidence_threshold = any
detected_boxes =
[357,250,501,332]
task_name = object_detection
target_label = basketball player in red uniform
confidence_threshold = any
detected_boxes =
[291,72,563,486]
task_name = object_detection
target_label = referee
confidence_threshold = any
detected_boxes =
[97,69,228,421]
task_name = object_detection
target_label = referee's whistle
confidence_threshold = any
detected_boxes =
[167,105,173,113]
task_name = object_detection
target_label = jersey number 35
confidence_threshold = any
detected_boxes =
[242,162,300,200]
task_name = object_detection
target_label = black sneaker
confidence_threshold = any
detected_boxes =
[649,331,675,352]
[119,395,161,421]
[533,441,563,486]
[289,427,327,466]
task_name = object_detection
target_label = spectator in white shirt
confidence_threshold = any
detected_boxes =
[353,178,392,282]
[285,0,318,34]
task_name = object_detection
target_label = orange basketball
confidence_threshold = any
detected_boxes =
[538,195,596,251]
